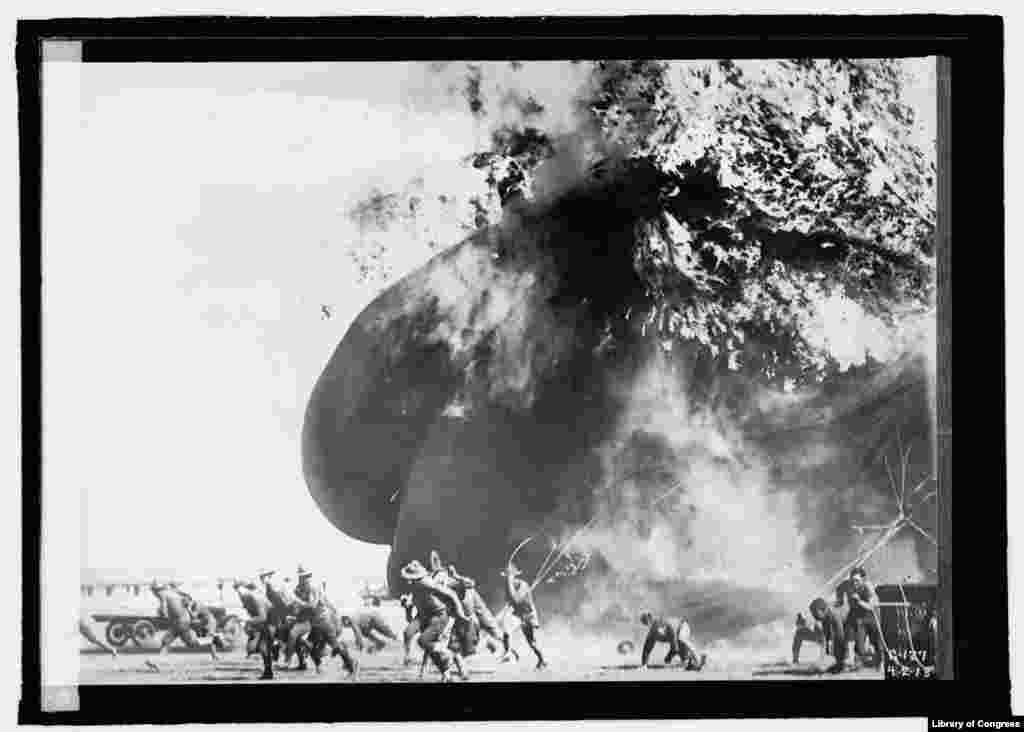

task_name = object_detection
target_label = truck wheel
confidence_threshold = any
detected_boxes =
[132,620,157,647]
[105,622,131,647]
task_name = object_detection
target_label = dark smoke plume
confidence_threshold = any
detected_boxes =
[303,59,937,646]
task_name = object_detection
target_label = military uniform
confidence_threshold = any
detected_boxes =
[836,577,884,667]
[811,599,848,672]
[263,575,307,667]
[500,567,546,668]
[402,560,470,680]
[791,613,826,664]
[236,582,275,679]
[291,573,358,675]
[353,609,398,653]
[147,583,219,668]
[452,575,501,655]
[640,615,703,669]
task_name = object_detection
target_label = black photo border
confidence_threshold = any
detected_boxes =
[18,14,1002,724]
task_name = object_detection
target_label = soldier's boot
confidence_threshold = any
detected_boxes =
[260,653,275,680]
[452,654,469,681]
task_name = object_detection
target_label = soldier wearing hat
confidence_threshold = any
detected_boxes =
[234,578,275,680]
[290,565,359,678]
[498,562,547,669]
[401,559,472,682]
[638,611,706,671]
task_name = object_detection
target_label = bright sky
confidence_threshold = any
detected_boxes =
[43,62,515,593]
[42,58,936,596]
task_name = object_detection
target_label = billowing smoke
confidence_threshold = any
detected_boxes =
[309,60,937,651]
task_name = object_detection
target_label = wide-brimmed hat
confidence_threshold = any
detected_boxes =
[257,568,276,579]
[401,560,429,581]
[296,565,313,579]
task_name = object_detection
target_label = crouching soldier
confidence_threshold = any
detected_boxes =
[290,566,359,678]
[401,560,472,682]
[234,578,274,680]
[810,597,849,674]
[638,612,706,671]
[792,612,826,665]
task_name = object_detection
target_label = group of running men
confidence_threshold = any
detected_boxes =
[81,565,894,679]
[80,548,727,681]
[229,549,550,682]
[79,548,550,683]
[393,549,547,682]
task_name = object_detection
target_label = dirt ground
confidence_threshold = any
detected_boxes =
[78,632,884,684]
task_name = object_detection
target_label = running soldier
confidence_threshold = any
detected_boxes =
[498,563,547,669]
[184,594,227,650]
[638,612,706,671]
[79,616,118,658]
[399,593,419,666]
[260,569,312,670]
[313,593,365,662]
[234,578,275,680]
[400,559,472,682]
[289,565,359,678]
[448,566,501,655]
[145,580,220,671]
[349,607,399,654]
